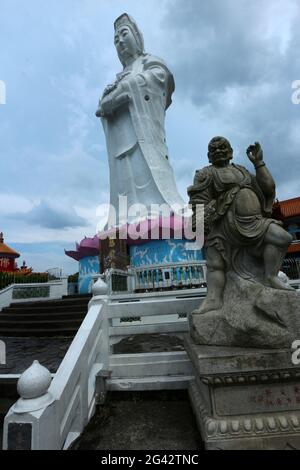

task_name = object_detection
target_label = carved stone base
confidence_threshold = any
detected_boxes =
[185,336,300,450]
[189,271,300,348]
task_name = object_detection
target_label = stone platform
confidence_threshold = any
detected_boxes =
[190,272,300,349]
[185,337,300,449]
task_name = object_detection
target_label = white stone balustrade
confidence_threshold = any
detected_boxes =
[3,265,299,449]
[3,284,110,450]
[133,261,207,292]
[2,277,207,449]
[0,278,68,312]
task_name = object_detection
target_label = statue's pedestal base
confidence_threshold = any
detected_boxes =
[189,272,300,349]
[184,336,300,449]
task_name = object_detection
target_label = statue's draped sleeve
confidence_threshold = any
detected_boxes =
[141,55,175,109]
[250,174,275,217]
[188,167,215,234]
[102,54,174,116]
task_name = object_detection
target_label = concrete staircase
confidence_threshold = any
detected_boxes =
[0,294,91,337]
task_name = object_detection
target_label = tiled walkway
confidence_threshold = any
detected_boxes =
[0,336,72,374]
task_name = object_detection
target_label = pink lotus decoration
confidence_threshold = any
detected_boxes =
[65,215,193,260]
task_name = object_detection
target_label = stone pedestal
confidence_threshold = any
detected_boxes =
[185,336,300,450]
[190,272,300,349]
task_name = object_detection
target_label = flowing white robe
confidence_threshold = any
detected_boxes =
[101,53,185,227]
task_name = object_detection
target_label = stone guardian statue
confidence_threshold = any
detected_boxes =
[188,137,300,348]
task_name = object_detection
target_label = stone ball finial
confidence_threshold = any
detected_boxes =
[92,275,108,296]
[17,360,52,399]
[13,361,55,413]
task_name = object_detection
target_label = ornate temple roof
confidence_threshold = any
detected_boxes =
[0,232,20,258]
[287,242,300,254]
[273,197,300,220]
[272,198,300,255]
[65,235,100,261]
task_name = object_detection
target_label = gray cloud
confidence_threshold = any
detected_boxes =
[9,200,88,230]
[162,0,300,197]
[164,0,300,99]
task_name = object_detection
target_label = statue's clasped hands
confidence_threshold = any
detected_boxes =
[96,72,132,118]
[102,83,117,98]
[96,87,131,118]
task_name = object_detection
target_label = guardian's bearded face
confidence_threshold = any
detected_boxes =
[208,137,233,165]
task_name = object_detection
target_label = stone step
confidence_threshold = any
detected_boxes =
[0,319,83,329]
[62,294,92,300]
[2,305,88,314]
[9,296,91,309]
[6,299,89,308]
[0,295,92,337]
[0,380,19,418]
[0,327,79,337]
[0,311,86,321]
[0,398,17,414]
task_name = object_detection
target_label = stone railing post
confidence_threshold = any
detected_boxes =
[3,361,56,450]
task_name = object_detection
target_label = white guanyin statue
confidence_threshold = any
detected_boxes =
[96,13,185,228]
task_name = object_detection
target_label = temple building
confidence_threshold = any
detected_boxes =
[65,216,205,294]
[65,236,100,294]
[0,232,20,272]
[65,197,300,294]
[273,196,300,279]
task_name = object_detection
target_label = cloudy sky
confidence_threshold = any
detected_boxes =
[0,0,299,274]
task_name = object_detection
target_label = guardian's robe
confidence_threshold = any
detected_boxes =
[188,163,281,277]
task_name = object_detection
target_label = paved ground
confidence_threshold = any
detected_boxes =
[71,391,203,451]
[0,336,72,374]
[113,333,185,354]
[0,334,184,375]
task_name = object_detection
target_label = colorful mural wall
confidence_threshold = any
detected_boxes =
[130,239,203,267]
[78,256,100,294]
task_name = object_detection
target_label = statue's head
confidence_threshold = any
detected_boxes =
[114,13,144,66]
[208,136,233,166]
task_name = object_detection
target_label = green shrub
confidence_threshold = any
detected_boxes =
[0,271,49,290]
[68,272,79,283]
